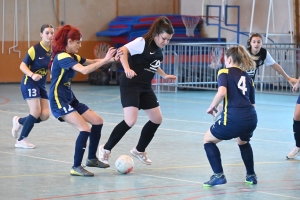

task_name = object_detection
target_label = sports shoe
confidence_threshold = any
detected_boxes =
[286,146,300,159]
[130,147,152,165]
[86,158,110,168]
[15,138,36,149]
[12,116,23,138]
[213,104,223,121]
[245,174,258,185]
[203,174,227,187]
[70,165,94,177]
[98,145,111,164]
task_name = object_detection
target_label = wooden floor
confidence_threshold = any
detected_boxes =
[0,83,300,200]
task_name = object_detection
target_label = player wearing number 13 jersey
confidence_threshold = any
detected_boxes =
[11,24,54,149]
[202,46,258,187]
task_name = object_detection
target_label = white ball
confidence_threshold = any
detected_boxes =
[115,155,134,174]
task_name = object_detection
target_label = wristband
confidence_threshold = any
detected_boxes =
[30,73,34,78]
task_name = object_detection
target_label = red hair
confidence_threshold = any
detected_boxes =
[48,25,82,69]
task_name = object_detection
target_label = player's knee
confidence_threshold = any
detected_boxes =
[125,119,136,127]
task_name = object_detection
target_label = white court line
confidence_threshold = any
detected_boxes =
[0,153,299,199]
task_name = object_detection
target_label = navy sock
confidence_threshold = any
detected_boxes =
[104,120,131,151]
[204,143,223,174]
[19,116,42,125]
[293,120,300,147]
[35,117,42,123]
[18,114,36,141]
[88,124,103,159]
[239,142,255,175]
[136,121,160,152]
[74,131,90,167]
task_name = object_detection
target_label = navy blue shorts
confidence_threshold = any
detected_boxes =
[120,85,159,109]
[297,95,300,104]
[210,117,257,141]
[50,98,89,122]
[21,82,48,100]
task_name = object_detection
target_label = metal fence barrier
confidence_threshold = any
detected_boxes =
[152,42,300,95]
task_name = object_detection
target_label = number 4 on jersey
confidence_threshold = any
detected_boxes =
[237,76,247,95]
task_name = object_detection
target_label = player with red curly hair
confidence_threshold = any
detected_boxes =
[48,25,117,177]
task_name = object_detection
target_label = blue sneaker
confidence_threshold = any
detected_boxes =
[203,174,227,187]
[245,174,257,185]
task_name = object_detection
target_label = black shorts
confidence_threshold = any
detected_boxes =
[120,85,159,109]
[210,117,257,141]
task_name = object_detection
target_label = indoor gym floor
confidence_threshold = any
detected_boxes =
[0,83,300,200]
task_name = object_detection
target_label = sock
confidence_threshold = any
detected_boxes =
[74,131,90,167]
[136,121,160,152]
[18,116,42,125]
[204,143,223,174]
[88,124,103,159]
[293,120,300,147]
[104,120,131,151]
[18,114,37,141]
[35,117,42,123]
[239,142,255,175]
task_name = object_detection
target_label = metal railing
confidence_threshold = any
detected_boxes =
[152,42,299,95]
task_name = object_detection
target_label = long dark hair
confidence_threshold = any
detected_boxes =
[40,24,54,33]
[143,16,174,44]
[48,25,82,69]
[247,33,263,48]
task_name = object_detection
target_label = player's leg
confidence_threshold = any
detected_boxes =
[203,129,226,187]
[130,106,162,165]
[237,137,257,185]
[287,103,300,159]
[99,107,138,164]
[63,111,94,177]
[15,98,41,149]
[81,108,109,168]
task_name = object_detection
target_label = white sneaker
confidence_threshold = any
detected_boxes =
[12,116,23,138]
[130,147,152,165]
[15,138,36,149]
[213,104,223,121]
[98,145,110,164]
[286,146,300,159]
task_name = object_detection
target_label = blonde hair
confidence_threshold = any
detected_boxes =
[225,45,256,71]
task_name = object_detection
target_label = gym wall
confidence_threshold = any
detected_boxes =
[0,0,179,83]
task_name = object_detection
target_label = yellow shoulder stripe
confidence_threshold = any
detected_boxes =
[217,68,228,76]
[28,46,35,61]
[74,54,81,62]
[58,52,72,60]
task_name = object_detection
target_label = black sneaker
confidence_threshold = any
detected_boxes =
[203,174,227,187]
[86,158,110,168]
[70,165,94,177]
[245,174,258,185]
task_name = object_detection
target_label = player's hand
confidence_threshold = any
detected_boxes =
[206,106,218,117]
[164,75,177,82]
[103,47,116,63]
[288,77,298,87]
[114,48,123,61]
[31,74,42,81]
[292,82,300,93]
[125,69,137,79]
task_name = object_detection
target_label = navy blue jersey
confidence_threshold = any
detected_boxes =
[49,52,86,108]
[21,42,51,89]
[218,67,256,125]
[120,37,163,86]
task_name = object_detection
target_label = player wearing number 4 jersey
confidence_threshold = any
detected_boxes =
[203,46,258,187]
[11,24,54,149]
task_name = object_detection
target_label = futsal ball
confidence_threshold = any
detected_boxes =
[115,155,134,174]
